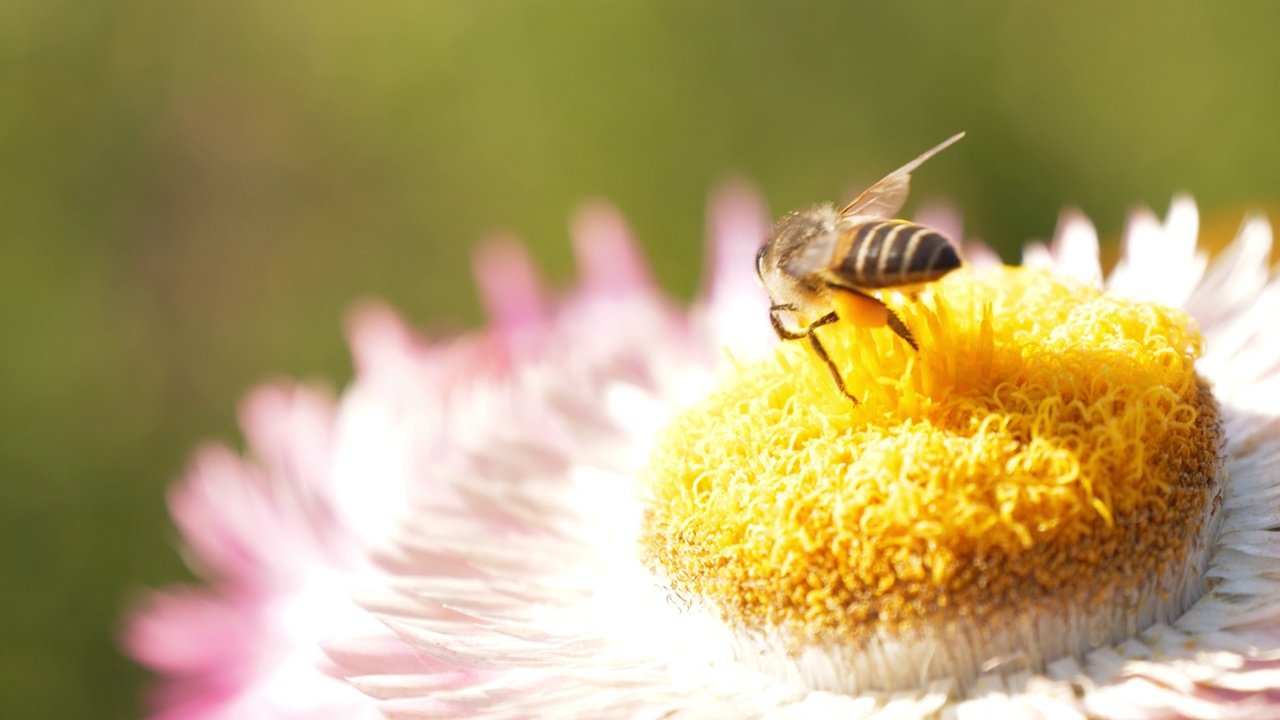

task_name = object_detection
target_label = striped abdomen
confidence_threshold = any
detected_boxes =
[836,220,960,289]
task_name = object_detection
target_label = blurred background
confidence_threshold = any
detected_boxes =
[4,1,1280,717]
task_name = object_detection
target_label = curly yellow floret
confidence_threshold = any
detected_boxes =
[641,266,1222,647]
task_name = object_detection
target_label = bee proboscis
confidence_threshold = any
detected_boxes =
[755,132,965,403]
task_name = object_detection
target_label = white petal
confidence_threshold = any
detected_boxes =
[1108,196,1207,308]
[962,240,1004,271]
[1185,215,1272,332]
[1022,241,1053,268]
[1051,209,1103,288]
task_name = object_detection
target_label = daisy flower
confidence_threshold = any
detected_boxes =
[127,177,1280,719]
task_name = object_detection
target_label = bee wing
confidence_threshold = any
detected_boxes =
[839,132,965,220]
[782,229,841,276]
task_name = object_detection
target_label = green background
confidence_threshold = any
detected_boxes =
[4,2,1279,718]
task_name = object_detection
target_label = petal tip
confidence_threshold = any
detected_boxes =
[472,233,547,330]
[344,300,424,376]
[569,200,653,296]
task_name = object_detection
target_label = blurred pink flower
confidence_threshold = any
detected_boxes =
[127,184,1280,719]
[125,183,772,719]
[125,385,390,720]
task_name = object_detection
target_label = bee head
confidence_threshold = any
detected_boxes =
[755,205,842,307]
[759,206,840,275]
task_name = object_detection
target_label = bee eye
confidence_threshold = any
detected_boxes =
[756,244,768,278]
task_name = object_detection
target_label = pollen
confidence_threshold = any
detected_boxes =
[832,289,889,329]
[640,266,1226,692]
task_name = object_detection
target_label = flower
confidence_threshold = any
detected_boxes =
[127,183,1280,719]
[123,385,399,720]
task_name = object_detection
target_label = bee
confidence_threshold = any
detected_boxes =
[756,132,965,403]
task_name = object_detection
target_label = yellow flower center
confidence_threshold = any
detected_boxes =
[641,266,1225,692]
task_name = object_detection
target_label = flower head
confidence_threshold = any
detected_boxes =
[128,182,1280,719]
[645,263,1224,695]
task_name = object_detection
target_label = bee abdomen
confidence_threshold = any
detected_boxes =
[842,221,960,289]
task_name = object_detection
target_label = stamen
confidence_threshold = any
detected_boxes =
[640,266,1226,694]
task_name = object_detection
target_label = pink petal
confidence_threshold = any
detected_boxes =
[320,635,431,677]
[146,682,244,720]
[168,445,279,586]
[570,201,654,298]
[696,180,774,359]
[913,200,965,245]
[125,591,258,720]
[700,179,769,306]
[962,239,1004,270]
[472,235,548,333]
[125,589,257,676]
[238,383,337,506]
[344,300,431,379]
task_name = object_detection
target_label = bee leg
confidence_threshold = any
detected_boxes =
[805,314,858,403]
[826,284,921,353]
[769,305,858,403]
[885,309,919,351]
[767,304,808,340]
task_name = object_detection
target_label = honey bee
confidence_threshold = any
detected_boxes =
[756,132,965,402]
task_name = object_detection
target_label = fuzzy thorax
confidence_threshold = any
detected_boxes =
[640,266,1226,693]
